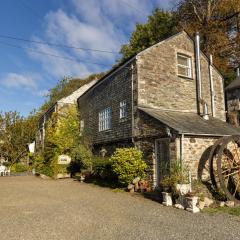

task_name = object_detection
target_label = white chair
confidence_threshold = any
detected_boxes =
[0,165,5,176]
[4,168,10,176]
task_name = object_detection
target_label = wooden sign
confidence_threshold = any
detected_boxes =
[58,155,71,165]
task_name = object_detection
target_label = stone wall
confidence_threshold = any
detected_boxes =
[136,31,226,121]
[176,136,219,179]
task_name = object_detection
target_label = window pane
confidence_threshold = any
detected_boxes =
[177,55,188,66]
[120,100,127,119]
[99,107,112,131]
[178,66,188,76]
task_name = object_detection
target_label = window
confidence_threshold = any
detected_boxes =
[99,107,111,131]
[177,53,192,78]
[80,120,84,136]
[120,100,127,119]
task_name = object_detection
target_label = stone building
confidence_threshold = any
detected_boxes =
[36,79,99,151]
[225,69,240,127]
[78,31,240,187]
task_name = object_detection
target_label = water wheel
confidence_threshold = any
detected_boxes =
[208,137,227,189]
[216,135,240,204]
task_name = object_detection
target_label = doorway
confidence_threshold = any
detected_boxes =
[155,138,170,187]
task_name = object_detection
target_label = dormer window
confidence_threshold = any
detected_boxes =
[177,53,192,78]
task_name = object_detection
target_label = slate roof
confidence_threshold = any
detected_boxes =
[225,76,240,91]
[139,107,240,136]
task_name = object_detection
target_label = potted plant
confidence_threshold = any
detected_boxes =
[170,160,191,195]
[160,176,175,206]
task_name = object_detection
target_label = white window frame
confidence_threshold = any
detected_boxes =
[119,100,127,120]
[80,120,84,136]
[99,107,111,132]
[177,53,192,78]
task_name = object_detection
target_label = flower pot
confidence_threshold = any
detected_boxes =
[175,183,191,195]
[162,192,173,206]
[185,196,200,213]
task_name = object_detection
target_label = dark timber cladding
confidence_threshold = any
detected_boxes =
[78,59,137,146]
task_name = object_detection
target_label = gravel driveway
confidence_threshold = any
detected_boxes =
[0,176,240,240]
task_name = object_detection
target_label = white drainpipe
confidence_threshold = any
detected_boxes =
[209,55,215,117]
[180,134,184,174]
[195,32,202,104]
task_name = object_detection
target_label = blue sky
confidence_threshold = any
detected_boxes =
[0,0,174,116]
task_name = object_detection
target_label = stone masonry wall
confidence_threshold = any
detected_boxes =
[176,136,219,179]
[134,111,177,185]
[136,31,226,121]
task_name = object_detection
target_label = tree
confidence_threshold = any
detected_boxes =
[0,111,37,164]
[37,105,92,176]
[41,73,104,112]
[175,0,240,84]
[120,8,177,61]
[46,105,81,155]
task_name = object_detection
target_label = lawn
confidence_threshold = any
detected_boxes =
[203,206,240,216]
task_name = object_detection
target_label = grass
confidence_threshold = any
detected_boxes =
[202,206,240,216]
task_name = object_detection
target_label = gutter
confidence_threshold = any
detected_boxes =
[131,63,135,145]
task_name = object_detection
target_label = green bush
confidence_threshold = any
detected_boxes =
[33,154,54,177]
[92,157,117,181]
[111,148,147,186]
[11,163,29,173]
[68,145,92,175]
[39,165,54,177]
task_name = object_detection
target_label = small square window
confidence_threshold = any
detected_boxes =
[177,54,192,78]
[120,100,127,119]
[80,120,84,136]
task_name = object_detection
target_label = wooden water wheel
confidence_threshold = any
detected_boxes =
[216,136,240,204]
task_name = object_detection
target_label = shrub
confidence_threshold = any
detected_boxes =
[39,165,54,177]
[33,154,54,177]
[92,157,117,181]
[11,163,29,173]
[111,148,147,186]
[68,145,92,175]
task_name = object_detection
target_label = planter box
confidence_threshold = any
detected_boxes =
[56,173,71,179]
[185,196,200,213]
[162,192,173,206]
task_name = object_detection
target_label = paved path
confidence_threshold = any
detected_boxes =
[0,176,240,240]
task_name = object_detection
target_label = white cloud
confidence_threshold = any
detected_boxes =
[27,0,157,80]
[37,89,49,97]
[27,39,92,79]
[26,0,172,81]
[0,73,48,99]
[0,73,38,90]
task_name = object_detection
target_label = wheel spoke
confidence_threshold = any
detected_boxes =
[223,152,235,166]
[233,142,240,164]
[234,180,240,196]
[223,170,240,178]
